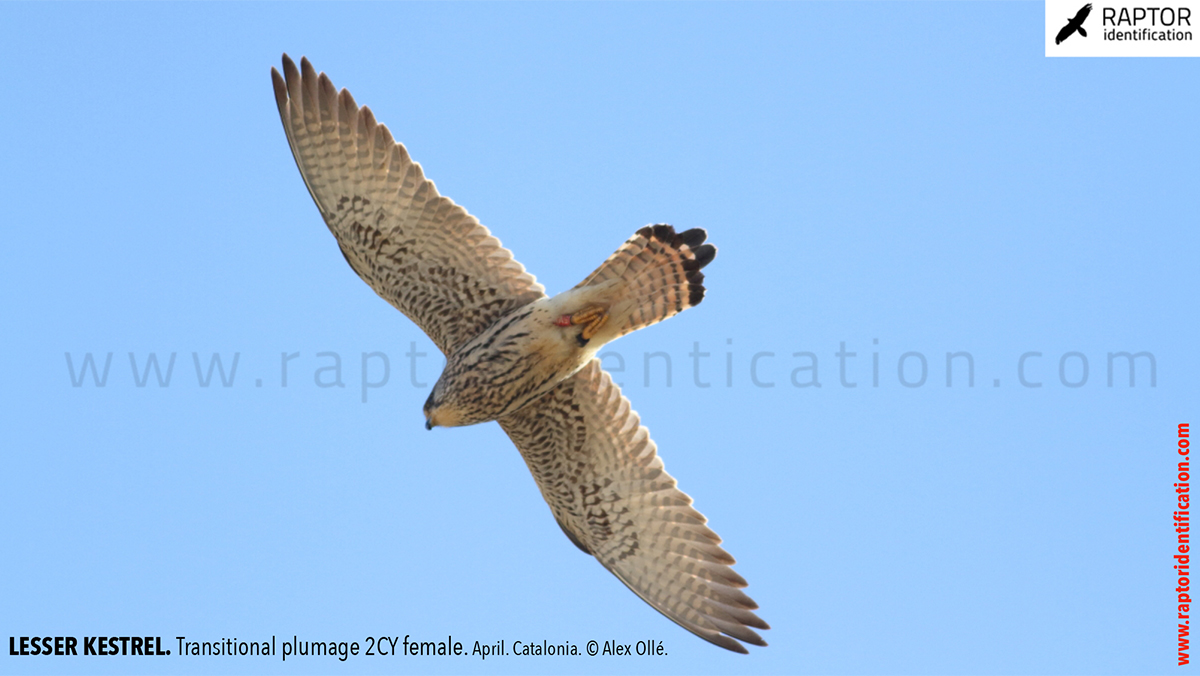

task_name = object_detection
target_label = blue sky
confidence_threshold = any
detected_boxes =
[1,2,1196,675]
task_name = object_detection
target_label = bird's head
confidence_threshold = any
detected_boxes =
[423,386,464,430]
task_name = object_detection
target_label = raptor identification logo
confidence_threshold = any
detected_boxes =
[1045,0,1199,56]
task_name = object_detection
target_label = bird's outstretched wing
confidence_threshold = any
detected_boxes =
[498,360,769,653]
[1055,23,1076,44]
[272,55,545,354]
[1074,3,1093,23]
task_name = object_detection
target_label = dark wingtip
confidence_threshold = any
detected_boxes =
[270,68,288,110]
[282,53,301,85]
[300,56,317,80]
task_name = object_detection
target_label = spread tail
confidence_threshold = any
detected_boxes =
[576,224,716,339]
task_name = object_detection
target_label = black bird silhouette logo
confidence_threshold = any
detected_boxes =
[1056,3,1093,44]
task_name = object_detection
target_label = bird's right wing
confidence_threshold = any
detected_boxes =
[498,360,769,653]
[272,55,545,354]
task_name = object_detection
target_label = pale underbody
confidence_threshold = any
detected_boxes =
[424,281,627,428]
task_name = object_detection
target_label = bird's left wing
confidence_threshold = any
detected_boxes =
[272,55,545,354]
[498,360,769,653]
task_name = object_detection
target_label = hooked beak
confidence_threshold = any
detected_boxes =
[425,419,434,431]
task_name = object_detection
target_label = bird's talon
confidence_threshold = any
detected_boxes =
[580,313,608,341]
[560,306,608,345]
[570,306,604,325]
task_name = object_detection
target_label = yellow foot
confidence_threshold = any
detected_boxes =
[580,313,609,341]
[570,306,605,326]
[563,306,608,346]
